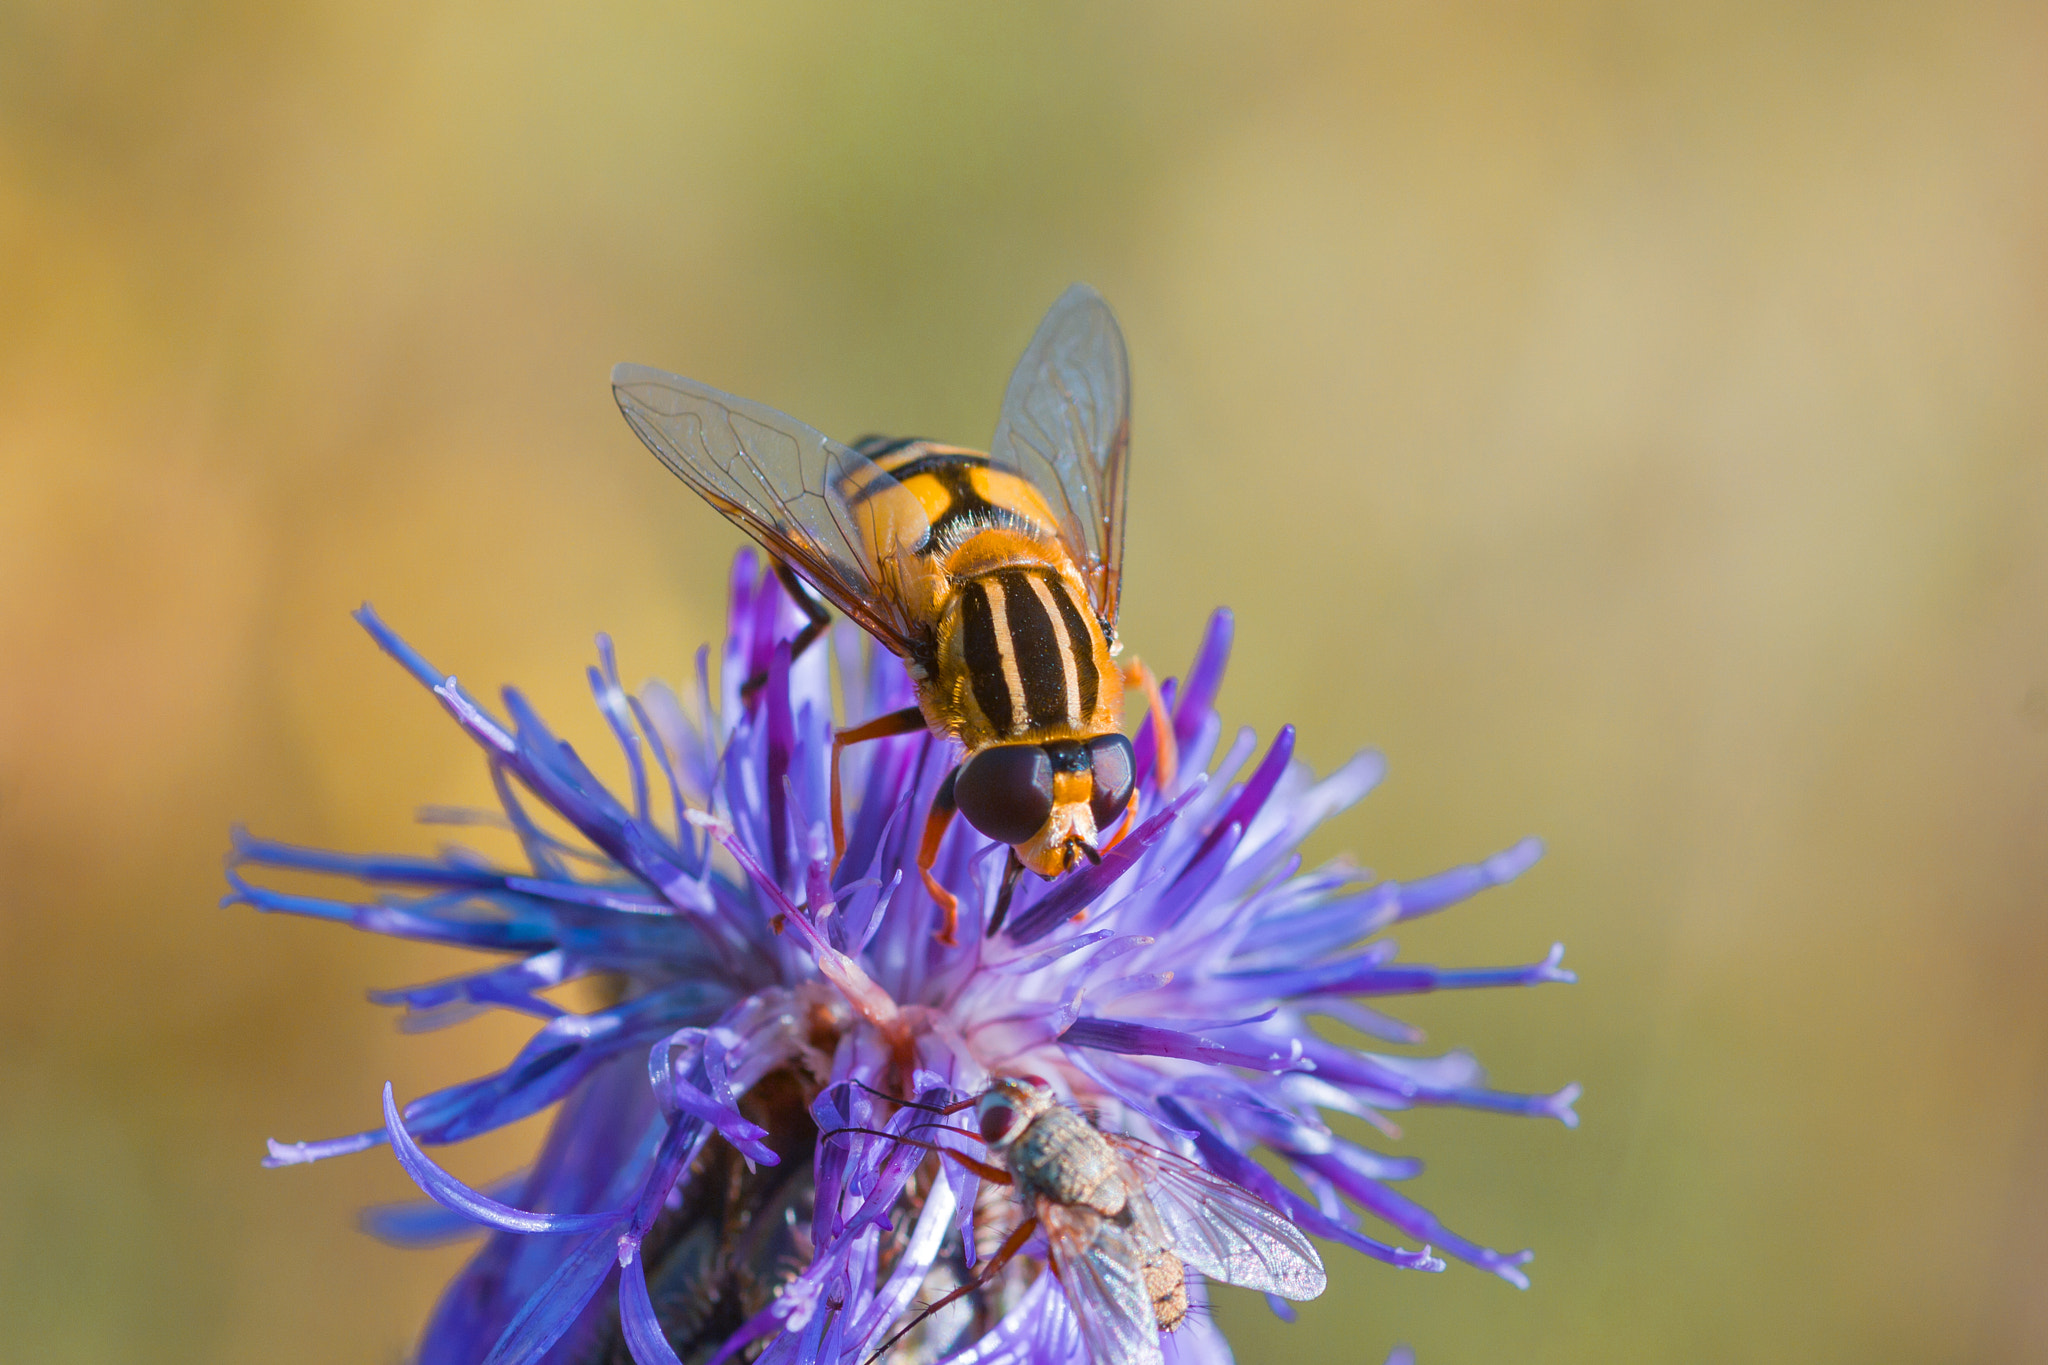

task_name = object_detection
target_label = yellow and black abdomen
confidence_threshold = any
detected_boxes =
[950,565,1107,743]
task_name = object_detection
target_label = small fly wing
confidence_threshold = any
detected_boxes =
[1040,1200,1164,1365]
[1110,1136,1328,1301]
[612,364,930,657]
[988,285,1132,629]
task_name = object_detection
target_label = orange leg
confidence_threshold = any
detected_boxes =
[919,768,962,946]
[820,1124,1015,1186]
[1124,656,1179,791]
[936,1146,1013,1187]
[1103,786,1142,852]
[831,705,928,865]
[867,1213,1040,1365]
[845,1077,981,1117]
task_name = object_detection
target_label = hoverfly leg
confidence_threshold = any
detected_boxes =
[1124,656,1179,791]
[1104,786,1141,851]
[919,766,962,945]
[739,560,835,704]
[830,705,928,866]
[985,851,1027,939]
[820,1125,1013,1185]
[938,1147,1014,1186]
[865,1214,1041,1365]
[844,1077,980,1116]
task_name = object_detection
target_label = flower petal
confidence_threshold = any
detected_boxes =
[382,1083,624,1236]
[618,1248,688,1365]
[1174,607,1235,750]
[1005,778,1206,944]
[478,1227,620,1365]
[1062,1017,1307,1073]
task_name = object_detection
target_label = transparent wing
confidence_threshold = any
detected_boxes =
[612,363,929,657]
[1040,1200,1164,1365]
[1110,1137,1328,1301]
[988,284,1132,628]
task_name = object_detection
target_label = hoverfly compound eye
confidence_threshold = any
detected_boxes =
[1086,733,1136,829]
[954,745,1055,845]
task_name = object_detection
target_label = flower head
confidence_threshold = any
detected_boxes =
[228,553,1578,1364]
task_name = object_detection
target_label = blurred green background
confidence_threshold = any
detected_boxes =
[4,3,2045,1361]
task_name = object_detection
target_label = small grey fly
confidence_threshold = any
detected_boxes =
[852,1075,1328,1365]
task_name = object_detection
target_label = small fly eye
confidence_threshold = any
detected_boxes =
[1086,733,1136,829]
[978,1100,1018,1144]
[954,745,1055,845]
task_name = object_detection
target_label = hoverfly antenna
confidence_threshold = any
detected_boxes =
[1072,835,1103,866]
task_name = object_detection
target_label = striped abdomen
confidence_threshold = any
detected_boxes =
[953,565,1110,742]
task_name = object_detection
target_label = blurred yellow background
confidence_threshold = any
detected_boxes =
[4,3,2045,1361]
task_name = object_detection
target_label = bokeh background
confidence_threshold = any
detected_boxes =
[4,3,2046,1361]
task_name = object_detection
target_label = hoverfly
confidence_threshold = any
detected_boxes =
[855,1075,1327,1365]
[613,286,1173,944]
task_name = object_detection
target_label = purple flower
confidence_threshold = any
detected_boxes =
[228,553,1578,1364]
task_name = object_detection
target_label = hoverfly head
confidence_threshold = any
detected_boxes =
[955,735,1136,877]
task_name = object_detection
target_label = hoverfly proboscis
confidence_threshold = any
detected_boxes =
[613,286,1177,944]
[835,1074,1327,1365]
